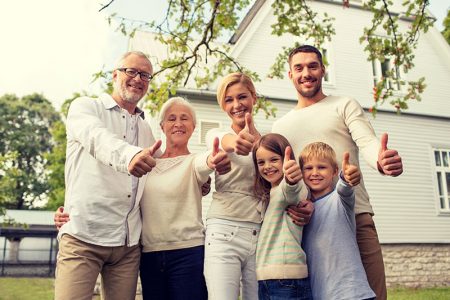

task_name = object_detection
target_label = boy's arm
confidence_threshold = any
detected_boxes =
[339,152,359,210]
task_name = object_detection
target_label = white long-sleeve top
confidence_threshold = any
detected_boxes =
[272,96,380,215]
[140,152,213,252]
[59,93,158,247]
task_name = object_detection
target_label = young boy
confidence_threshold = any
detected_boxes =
[300,142,376,300]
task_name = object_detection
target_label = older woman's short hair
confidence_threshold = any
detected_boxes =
[159,97,197,126]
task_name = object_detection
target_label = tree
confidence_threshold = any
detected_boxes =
[0,93,60,210]
[98,0,434,116]
[443,9,450,44]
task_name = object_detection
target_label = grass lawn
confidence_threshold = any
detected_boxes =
[0,277,448,299]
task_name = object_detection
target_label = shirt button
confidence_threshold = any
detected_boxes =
[127,195,131,198]
[252,230,257,236]
[122,116,125,119]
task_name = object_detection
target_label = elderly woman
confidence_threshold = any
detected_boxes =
[138,96,229,300]
[55,97,230,300]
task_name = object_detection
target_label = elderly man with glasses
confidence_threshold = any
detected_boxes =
[54,51,162,300]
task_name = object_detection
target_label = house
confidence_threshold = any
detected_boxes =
[129,0,450,288]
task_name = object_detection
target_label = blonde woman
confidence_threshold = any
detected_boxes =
[204,73,312,300]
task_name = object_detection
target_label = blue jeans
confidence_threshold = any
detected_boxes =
[258,278,312,300]
[139,245,207,300]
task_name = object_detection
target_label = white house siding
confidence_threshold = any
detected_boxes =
[362,112,450,243]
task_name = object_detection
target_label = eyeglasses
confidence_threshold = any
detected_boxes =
[117,68,153,82]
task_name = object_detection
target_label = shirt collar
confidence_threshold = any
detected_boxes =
[99,93,145,119]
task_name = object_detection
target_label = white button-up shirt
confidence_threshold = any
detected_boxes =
[59,93,158,246]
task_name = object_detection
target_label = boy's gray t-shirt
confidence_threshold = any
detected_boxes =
[302,178,376,300]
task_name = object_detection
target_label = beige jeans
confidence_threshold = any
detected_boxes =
[356,213,387,300]
[54,234,140,300]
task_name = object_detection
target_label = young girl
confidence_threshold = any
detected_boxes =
[252,133,312,300]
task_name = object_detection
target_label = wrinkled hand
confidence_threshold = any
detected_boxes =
[128,140,162,177]
[342,152,361,186]
[201,177,212,196]
[234,113,258,156]
[377,133,403,177]
[283,146,302,185]
[287,199,314,226]
[208,137,231,175]
[54,206,70,231]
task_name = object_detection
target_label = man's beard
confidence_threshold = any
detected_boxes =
[114,80,143,104]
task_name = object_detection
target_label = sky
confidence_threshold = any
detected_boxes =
[0,0,448,110]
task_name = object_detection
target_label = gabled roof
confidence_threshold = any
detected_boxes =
[229,0,266,44]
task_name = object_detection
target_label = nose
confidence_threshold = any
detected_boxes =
[301,67,311,78]
[232,98,241,108]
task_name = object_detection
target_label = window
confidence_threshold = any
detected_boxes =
[372,57,402,91]
[199,120,221,144]
[434,148,450,212]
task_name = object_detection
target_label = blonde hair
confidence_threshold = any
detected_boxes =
[299,142,338,171]
[216,72,257,110]
[159,97,197,126]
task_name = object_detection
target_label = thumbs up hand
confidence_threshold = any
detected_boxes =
[283,146,302,185]
[234,113,259,156]
[377,133,403,177]
[128,140,162,177]
[208,137,231,175]
[342,152,361,186]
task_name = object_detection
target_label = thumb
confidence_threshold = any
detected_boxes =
[212,137,220,156]
[244,112,252,131]
[149,139,162,156]
[284,146,293,164]
[380,133,388,152]
[342,152,350,171]
[57,206,64,213]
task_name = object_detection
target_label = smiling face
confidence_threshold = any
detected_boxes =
[288,51,326,103]
[112,53,153,109]
[301,157,338,199]
[256,146,284,187]
[161,103,195,147]
[222,82,256,132]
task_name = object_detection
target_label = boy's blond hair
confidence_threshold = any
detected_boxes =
[299,142,338,171]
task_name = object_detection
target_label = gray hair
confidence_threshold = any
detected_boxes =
[159,97,197,126]
[115,51,152,69]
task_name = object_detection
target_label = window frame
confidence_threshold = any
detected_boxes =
[432,147,450,214]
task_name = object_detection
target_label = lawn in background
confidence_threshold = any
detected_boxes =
[0,277,449,300]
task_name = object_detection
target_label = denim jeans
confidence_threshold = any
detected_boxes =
[204,218,260,300]
[258,278,312,300]
[139,245,207,300]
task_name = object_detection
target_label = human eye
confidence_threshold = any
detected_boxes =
[238,94,248,100]
[303,165,313,171]
[224,97,233,103]
[125,68,138,76]
[141,72,152,81]
[257,160,265,166]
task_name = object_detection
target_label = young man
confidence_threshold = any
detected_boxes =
[272,45,403,300]
[55,51,161,300]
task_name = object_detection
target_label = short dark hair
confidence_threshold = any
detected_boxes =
[288,45,323,66]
